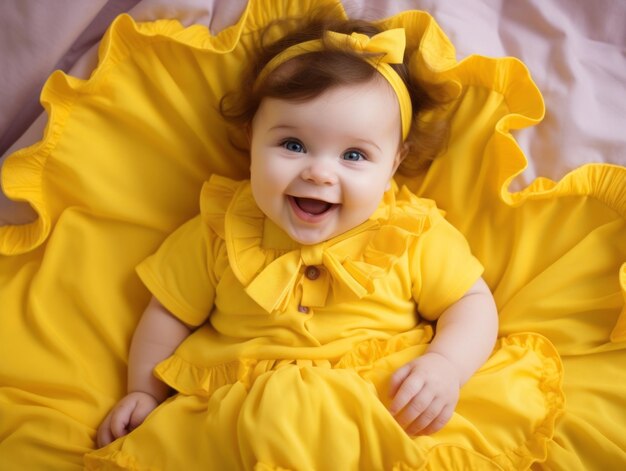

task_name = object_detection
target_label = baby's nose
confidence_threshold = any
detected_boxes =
[301,160,337,185]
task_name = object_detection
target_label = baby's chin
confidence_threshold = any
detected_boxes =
[287,229,332,246]
[282,221,343,246]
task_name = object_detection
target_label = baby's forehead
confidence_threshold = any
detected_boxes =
[306,79,401,128]
[326,74,397,100]
[257,79,403,146]
[290,77,397,114]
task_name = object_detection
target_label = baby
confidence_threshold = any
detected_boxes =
[90,16,498,470]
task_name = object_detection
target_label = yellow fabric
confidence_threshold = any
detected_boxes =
[135,175,483,395]
[0,0,624,469]
[256,28,414,139]
[100,175,563,469]
[87,334,563,470]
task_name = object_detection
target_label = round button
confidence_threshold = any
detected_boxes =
[305,266,320,280]
[298,305,309,314]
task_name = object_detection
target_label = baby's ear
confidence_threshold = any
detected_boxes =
[394,142,410,172]
[386,144,407,191]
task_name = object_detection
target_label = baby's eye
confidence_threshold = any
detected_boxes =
[282,139,306,153]
[342,150,365,161]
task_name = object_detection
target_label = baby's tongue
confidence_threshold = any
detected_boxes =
[296,197,331,215]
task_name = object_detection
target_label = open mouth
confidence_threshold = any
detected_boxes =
[289,196,337,218]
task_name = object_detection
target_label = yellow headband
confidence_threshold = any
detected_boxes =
[255,28,413,140]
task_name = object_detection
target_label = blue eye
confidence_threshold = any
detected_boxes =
[343,150,365,161]
[282,139,305,153]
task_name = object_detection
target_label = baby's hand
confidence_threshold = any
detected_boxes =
[388,352,460,436]
[96,391,159,448]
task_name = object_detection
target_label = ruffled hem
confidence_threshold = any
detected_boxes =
[490,334,564,470]
[0,85,65,255]
[155,328,434,396]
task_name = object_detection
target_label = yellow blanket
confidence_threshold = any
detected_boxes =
[1,0,624,469]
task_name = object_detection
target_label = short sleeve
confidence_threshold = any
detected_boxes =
[411,211,484,321]
[136,215,220,326]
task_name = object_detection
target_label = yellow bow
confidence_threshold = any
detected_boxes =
[243,223,386,314]
[254,28,413,140]
[323,29,406,64]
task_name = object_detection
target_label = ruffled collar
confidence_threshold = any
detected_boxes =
[201,175,437,314]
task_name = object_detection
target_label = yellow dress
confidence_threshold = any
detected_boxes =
[84,175,563,470]
[0,0,624,469]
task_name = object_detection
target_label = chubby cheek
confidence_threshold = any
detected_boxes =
[251,166,285,202]
[344,178,389,212]
[251,147,284,180]
[250,157,288,216]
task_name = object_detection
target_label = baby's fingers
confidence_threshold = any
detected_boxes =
[109,400,136,439]
[128,397,157,431]
[389,363,411,397]
[389,368,425,416]
[393,388,434,429]
[408,402,454,436]
[96,413,114,448]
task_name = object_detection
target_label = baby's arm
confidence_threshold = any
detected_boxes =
[96,297,192,447]
[389,277,498,435]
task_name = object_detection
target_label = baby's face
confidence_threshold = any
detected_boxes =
[249,77,403,245]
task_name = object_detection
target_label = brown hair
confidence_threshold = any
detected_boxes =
[220,13,448,176]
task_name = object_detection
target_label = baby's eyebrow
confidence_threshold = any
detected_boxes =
[351,138,381,153]
[268,124,298,132]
